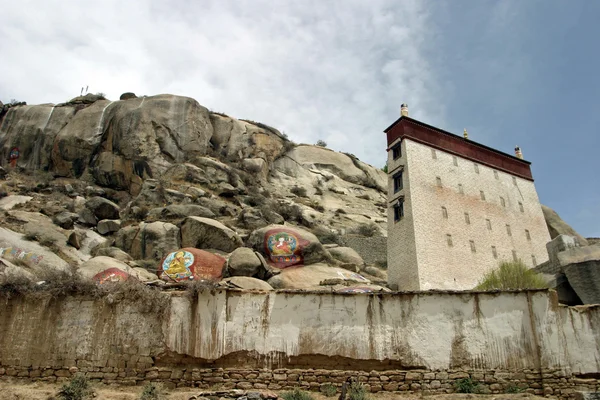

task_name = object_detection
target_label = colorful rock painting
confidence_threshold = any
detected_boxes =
[264,228,309,269]
[92,268,130,284]
[9,147,19,168]
[0,247,44,265]
[158,247,226,283]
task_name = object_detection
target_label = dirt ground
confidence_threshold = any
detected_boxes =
[0,379,550,400]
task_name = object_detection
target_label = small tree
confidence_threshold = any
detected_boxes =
[381,162,388,173]
[316,140,327,147]
[475,260,548,290]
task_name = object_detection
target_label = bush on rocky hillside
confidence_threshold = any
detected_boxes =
[476,260,548,290]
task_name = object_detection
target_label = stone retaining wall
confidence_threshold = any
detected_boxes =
[340,234,387,265]
[1,366,598,398]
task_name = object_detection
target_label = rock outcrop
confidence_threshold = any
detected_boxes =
[542,205,588,246]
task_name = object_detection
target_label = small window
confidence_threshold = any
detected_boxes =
[393,171,403,193]
[512,176,517,185]
[392,142,402,159]
[500,197,506,207]
[486,219,492,230]
[453,156,458,166]
[446,234,453,247]
[431,149,437,159]
[519,202,524,212]
[474,163,479,173]
[506,224,512,236]
[441,206,448,219]
[436,176,442,187]
[494,170,499,180]
[394,199,404,222]
[512,250,518,262]
[480,190,486,201]
[492,246,498,259]
[458,184,464,194]
[469,240,476,253]
[464,212,470,224]
[525,229,531,240]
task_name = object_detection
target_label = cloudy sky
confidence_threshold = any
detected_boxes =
[1,0,598,237]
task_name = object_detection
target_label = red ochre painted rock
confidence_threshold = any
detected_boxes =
[158,247,226,283]
[92,267,130,284]
[263,228,310,269]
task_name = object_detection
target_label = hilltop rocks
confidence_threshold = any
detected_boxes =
[247,225,330,268]
[560,244,600,304]
[542,205,588,246]
[180,217,242,253]
[147,204,215,222]
[158,247,226,282]
[120,92,137,100]
[267,263,370,289]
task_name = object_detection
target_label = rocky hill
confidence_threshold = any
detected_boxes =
[0,93,388,291]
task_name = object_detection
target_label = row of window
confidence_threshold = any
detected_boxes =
[445,235,537,264]
[440,206,531,238]
[390,140,519,185]
[435,176,525,211]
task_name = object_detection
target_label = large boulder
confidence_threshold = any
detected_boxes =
[0,195,32,211]
[0,226,70,272]
[328,246,365,267]
[542,205,588,246]
[85,196,121,220]
[158,247,226,282]
[559,244,600,304]
[180,217,242,253]
[94,247,133,263]
[115,221,180,260]
[220,276,273,291]
[0,104,75,171]
[78,256,136,284]
[226,247,263,277]
[267,263,370,289]
[247,224,330,268]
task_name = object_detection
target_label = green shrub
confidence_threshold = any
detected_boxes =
[316,140,327,147]
[504,383,523,393]
[281,388,315,400]
[381,162,388,173]
[313,227,342,245]
[57,374,92,400]
[140,382,164,400]
[348,382,370,400]
[453,378,480,394]
[321,384,337,397]
[475,260,549,290]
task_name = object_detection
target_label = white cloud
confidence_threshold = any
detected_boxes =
[0,0,443,167]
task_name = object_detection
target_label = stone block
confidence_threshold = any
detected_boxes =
[423,373,435,380]
[405,372,422,380]
[273,373,287,381]
[237,382,253,390]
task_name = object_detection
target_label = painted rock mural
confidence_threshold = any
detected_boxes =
[93,267,130,284]
[264,228,309,269]
[159,247,226,282]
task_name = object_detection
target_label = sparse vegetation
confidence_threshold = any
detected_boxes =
[57,373,92,400]
[321,384,337,397]
[453,377,481,394]
[475,260,549,290]
[348,382,370,400]
[283,140,297,153]
[290,186,308,198]
[381,162,388,173]
[185,279,218,298]
[309,201,325,212]
[281,388,315,400]
[504,383,523,393]
[313,227,342,245]
[272,201,304,224]
[351,223,380,237]
[139,382,165,400]
[315,187,324,196]
[316,140,327,147]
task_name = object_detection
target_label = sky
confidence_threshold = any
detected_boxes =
[0,0,598,237]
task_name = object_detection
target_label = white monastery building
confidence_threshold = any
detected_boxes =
[386,104,551,290]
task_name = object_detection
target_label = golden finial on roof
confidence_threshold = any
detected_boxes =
[463,129,469,139]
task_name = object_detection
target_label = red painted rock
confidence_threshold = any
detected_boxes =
[93,267,130,284]
[158,247,226,282]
